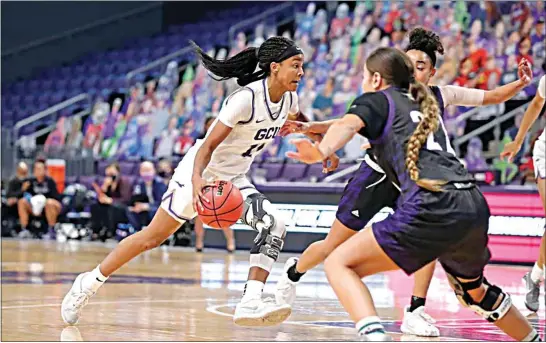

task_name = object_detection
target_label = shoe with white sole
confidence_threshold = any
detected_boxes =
[233,297,292,327]
[275,257,299,306]
[61,273,95,325]
[523,272,540,312]
[400,306,439,337]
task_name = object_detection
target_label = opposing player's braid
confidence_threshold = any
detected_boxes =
[366,47,446,192]
[406,81,446,192]
[191,36,298,86]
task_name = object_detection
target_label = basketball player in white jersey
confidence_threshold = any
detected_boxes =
[501,74,546,313]
[61,36,323,327]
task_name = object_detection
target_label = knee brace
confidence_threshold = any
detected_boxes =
[446,273,511,322]
[244,193,286,270]
[242,193,276,232]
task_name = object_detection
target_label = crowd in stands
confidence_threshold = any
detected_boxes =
[35,1,542,166]
[4,1,546,240]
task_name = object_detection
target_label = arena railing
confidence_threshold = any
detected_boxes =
[1,3,161,58]
[8,94,93,177]
[452,101,531,156]
[452,75,543,156]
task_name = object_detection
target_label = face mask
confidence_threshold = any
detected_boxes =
[141,172,155,182]
[158,171,170,178]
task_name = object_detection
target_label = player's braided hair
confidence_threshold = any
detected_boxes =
[191,36,296,86]
[366,47,446,192]
[406,81,446,192]
[405,27,444,67]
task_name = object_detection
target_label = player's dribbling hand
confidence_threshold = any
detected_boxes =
[500,140,522,162]
[191,175,214,212]
[517,58,532,85]
[280,120,309,136]
[286,139,324,164]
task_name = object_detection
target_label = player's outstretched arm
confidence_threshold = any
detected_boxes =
[440,59,532,108]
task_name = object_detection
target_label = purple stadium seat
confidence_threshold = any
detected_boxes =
[55,79,68,90]
[120,161,137,175]
[79,176,97,189]
[97,161,110,175]
[277,163,308,181]
[261,162,284,181]
[23,95,37,106]
[42,80,53,91]
[124,175,137,188]
[304,163,326,182]
[69,78,83,89]
[28,80,40,92]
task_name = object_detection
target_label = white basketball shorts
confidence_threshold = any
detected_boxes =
[159,153,259,224]
[533,130,546,179]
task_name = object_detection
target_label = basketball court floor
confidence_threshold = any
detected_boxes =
[1,239,544,341]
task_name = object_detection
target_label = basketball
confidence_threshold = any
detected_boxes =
[197,180,244,229]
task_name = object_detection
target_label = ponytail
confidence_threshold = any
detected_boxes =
[405,81,447,192]
[191,36,300,87]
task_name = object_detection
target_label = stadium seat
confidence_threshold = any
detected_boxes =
[276,163,308,181]
[261,162,284,181]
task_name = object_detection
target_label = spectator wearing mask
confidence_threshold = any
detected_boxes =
[156,158,173,186]
[17,159,61,239]
[127,161,167,232]
[90,162,132,241]
[4,162,29,227]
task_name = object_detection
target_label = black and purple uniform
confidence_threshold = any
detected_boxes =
[337,86,490,279]
[336,86,444,231]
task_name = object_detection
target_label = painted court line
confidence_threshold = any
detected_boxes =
[2,298,215,309]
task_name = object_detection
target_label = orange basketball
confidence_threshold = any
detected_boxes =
[197,180,244,229]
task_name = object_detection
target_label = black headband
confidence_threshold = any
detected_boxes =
[276,45,304,62]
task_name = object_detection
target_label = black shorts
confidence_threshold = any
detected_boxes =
[336,161,400,231]
[372,183,491,279]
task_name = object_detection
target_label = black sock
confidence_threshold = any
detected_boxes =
[409,296,426,312]
[287,264,305,282]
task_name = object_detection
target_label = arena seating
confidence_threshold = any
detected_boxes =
[0,2,302,127]
[3,1,545,187]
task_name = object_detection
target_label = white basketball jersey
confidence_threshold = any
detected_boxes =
[180,78,299,181]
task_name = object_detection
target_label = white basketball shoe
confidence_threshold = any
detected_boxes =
[275,257,299,306]
[61,273,95,325]
[400,306,440,337]
[233,297,292,326]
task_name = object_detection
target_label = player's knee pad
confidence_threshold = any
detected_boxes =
[446,273,511,322]
[244,193,286,270]
[242,193,285,237]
